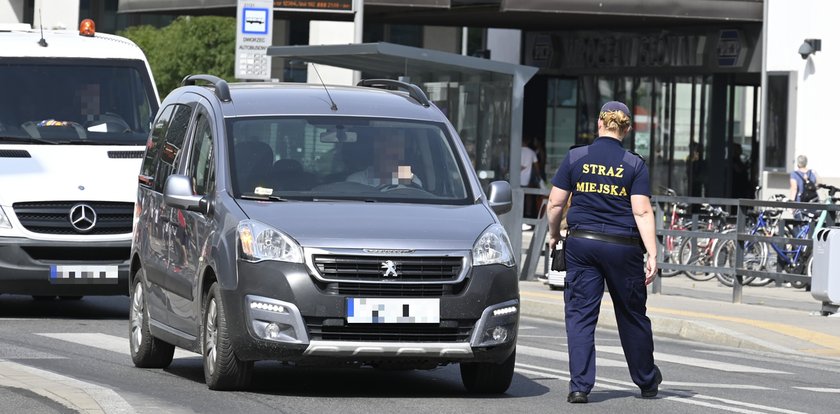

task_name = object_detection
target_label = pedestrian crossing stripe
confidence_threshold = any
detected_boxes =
[518,344,791,374]
[791,387,840,393]
[37,333,196,359]
[515,363,802,414]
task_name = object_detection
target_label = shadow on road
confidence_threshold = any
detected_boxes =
[163,359,550,399]
[0,294,128,319]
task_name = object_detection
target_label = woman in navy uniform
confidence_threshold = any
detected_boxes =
[547,101,661,404]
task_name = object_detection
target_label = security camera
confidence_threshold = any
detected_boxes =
[798,42,813,60]
[799,39,822,60]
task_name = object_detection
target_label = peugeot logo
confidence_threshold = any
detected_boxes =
[69,204,97,233]
[381,260,399,277]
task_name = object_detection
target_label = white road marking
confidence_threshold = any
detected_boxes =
[517,335,566,339]
[517,345,627,367]
[37,333,197,359]
[0,359,134,414]
[792,387,840,393]
[515,362,802,414]
[663,381,774,390]
[598,345,792,374]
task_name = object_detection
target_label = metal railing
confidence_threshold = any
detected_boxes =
[652,195,840,309]
[518,191,840,311]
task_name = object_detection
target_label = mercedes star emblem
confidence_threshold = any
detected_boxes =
[69,203,97,232]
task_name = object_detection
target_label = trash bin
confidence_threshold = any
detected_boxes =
[812,227,840,305]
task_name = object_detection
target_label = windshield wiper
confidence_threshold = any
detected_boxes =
[240,194,289,202]
[0,135,63,145]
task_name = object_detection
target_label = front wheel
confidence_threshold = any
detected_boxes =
[712,240,765,287]
[129,272,175,368]
[203,282,253,390]
[460,348,516,394]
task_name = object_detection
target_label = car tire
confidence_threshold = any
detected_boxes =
[129,271,175,368]
[203,282,253,390]
[460,348,516,394]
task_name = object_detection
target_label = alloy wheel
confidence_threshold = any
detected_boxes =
[205,299,218,376]
[130,284,145,355]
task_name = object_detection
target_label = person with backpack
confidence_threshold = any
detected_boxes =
[789,155,819,203]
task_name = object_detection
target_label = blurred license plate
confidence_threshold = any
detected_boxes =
[49,265,118,284]
[346,298,439,324]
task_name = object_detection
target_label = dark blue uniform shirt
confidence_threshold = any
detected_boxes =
[551,137,651,230]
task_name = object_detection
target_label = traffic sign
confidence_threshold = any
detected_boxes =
[236,0,274,80]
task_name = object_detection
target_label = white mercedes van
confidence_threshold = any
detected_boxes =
[0,21,159,299]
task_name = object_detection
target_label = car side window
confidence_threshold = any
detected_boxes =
[140,105,174,186]
[154,104,193,193]
[188,113,214,196]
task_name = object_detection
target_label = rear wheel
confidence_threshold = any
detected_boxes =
[677,236,716,281]
[791,255,814,289]
[203,282,253,390]
[129,271,175,368]
[460,348,516,394]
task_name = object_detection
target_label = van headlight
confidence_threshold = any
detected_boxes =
[472,224,514,267]
[237,220,303,263]
[0,206,11,229]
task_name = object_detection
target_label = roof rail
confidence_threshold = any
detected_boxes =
[357,79,431,107]
[181,74,231,102]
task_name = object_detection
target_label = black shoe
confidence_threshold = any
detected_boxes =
[567,391,588,403]
[641,365,663,398]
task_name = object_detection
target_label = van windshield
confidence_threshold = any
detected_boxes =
[0,58,157,145]
[228,117,473,204]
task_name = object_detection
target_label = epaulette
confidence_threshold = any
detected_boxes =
[627,150,646,163]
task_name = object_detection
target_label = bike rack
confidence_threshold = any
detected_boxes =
[652,195,840,307]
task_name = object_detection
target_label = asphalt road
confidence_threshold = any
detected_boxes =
[2,295,840,413]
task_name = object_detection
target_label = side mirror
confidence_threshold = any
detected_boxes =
[488,181,512,215]
[164,174,207,214]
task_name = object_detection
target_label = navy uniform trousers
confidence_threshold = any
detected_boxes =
[564,223,657,394]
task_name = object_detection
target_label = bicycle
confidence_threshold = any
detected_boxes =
[713,195,813,287]
[676,203,732,282]
[658,188,692,277]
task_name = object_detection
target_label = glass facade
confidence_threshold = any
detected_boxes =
[541,75,759,198]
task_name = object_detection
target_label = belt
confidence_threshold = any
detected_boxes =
[569,229,642,247]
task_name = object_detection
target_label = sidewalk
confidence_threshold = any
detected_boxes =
[519,277,840,358]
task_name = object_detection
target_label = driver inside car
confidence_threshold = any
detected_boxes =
[77,82,130,133]
[346,132,422,189]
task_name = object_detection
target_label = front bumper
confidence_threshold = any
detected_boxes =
[221,260,519,365]
[0,237,129,295]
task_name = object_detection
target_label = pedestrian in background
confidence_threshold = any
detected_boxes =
[546,101,661,404]
[789,155,819,202]
[522,136,541,225]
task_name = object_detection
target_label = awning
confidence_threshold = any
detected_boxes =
[118,0,451,14]
[118,0,235,14]
[267,41,537,80]
[500,0,763,22]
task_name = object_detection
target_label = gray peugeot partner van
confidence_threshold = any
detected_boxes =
[129,75,518,393]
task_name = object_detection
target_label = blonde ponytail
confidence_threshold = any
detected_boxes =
[600,110,632,133]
